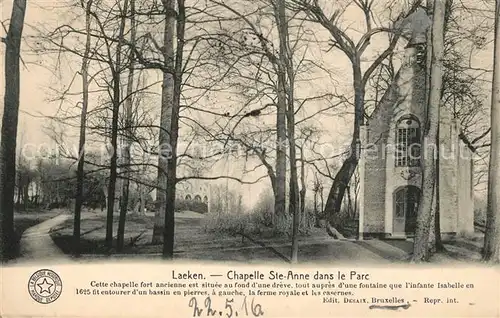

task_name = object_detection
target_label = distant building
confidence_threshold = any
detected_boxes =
[176,179,211,210]
[358,9,474,239]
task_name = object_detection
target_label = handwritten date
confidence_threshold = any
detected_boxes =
[189,296,264,318]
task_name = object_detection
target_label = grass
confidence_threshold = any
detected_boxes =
[49,210,312,262]
[50,211,217,257]
[51,214,155,255]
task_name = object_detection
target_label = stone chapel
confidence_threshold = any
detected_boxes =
[357,8,475,239]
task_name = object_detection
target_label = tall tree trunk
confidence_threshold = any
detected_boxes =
[162,0,185,259]
[288,102,299,262]
[0,0,27,261]
[482,0,500,263]
[299,149,306,228]
[152,0,176,244]
[432,0,455,254]
[274,63,287,232]
[117,0,136,252]
[429,0,452,255]
[425,0,437,250]
[74,0,93,257]
[323,61,364,232]
[273,0,287,233]
[275,0,299,262]
[412,0,445,262]
[105,0,129,250]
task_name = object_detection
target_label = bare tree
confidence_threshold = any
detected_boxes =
[152,0,176,244]
[204,0,290,230]
[291,0,424,233]
[274,0,288,233]
[117,0,137,252]
[73,0,94,257]
[272,0,301,263]
[162,0,186,258]
[102,0,130,250]
[199,0,336,238]
[0,0,27,261]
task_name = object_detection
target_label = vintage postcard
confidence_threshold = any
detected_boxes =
[1,0,499,317]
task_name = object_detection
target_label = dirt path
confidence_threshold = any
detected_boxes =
[16,211,98,263]
[16,213,72,263]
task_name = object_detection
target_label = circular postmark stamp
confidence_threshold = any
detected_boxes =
[28,269,63,304]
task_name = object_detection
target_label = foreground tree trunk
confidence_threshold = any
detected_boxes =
[105,0,129,250]
[482,0,500,263]
[412,0,445,262]
[425,0,437,255]
[274,0,299,262]
[117,0,136,252]
[162,0,186,259]
[274,49,287,232]
[152,0,176,244]
[0,0,27,261]
[429,0,454,255]
[323,59,364,231]
[73,0,93,257]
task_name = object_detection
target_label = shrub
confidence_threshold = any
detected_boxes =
[202,212,253,235]
[252,191,274,227]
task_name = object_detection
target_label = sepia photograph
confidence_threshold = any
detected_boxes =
[2,0,500,316]
[1,0,499,267]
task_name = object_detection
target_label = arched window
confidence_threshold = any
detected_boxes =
[395,115,421,167]
[194,195,202,202]
[203,196,208,204]
[185,195,192,200]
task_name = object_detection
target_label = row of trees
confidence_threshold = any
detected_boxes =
[1,0,499,263]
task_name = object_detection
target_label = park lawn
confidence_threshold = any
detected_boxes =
[50,214,156,255]
[49,211,296,260]
[50,211,248,257]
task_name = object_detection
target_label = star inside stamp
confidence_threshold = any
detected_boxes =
[28,269,63,304]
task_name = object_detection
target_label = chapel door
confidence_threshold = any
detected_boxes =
[393,186,420,235]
